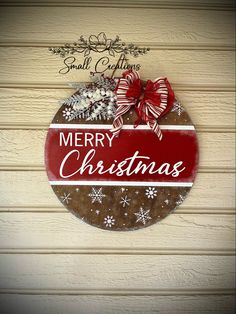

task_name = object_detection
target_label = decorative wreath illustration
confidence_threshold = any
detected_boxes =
[49,32,150,58]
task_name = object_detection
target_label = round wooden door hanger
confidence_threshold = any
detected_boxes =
[45,70,199,231]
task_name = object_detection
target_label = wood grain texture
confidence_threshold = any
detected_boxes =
[0,294,235,314]
[0,48,234,85]
[0,89,235,129]
[0,129,234,169]
[0,254,235,290]
[0,171,234,209]
[0,213,234,251]
[0,7,234,45]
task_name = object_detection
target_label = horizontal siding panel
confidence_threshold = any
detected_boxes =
[0,254,234,290]
[0,171,234,209]
[1,0,236,9]
[0,48,234,85]
[0,130,234,169]
[0,213,234,250]
[0,295,235,314]
[0,7,234,45]
[0,89,235,129]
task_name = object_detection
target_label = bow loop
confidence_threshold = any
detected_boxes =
[126,78,143,99]
[111,70,175,140]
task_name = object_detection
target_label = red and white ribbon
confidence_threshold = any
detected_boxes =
[111,70,140,136]
[111,70,175,140]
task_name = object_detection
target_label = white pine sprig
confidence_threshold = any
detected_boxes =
[62,94,83,107]
[61,76,117,122]
[69,109,90,120]
[86,101,115,121]
[90,73,117,91]
[68,82,86,90]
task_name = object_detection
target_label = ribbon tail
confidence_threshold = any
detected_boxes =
[144,105,163,140]
[148,119,163,140]
[111,70,140,136]
[141,77,171,140]
[110,105,131,136]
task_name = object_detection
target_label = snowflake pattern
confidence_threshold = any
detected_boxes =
[88,187,106,204]
[145,187,157,199]
[120,195,131,207]
[104,215,115,228]
[134,207,152,225]
[60,193,71,204]
[171,101,185,116]
[176,194,186,206]
[62,107,74,120]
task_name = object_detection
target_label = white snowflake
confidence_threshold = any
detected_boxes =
[145,187,157,199]
[164,199,169,205]
[88,187,106,204]
[171,101,185,116]
[134,207,152,225]
[120,195,131,207]
[60,192,71,204]
[176,194,186,206]
[95,210,100,215]
[104,215,115,228]
[62,107,75,120]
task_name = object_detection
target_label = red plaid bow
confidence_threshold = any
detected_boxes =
[111,70,175,140]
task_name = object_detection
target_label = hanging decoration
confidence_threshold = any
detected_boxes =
[45,42,199,231]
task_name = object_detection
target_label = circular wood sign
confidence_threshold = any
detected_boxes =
[45,80,199,231]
